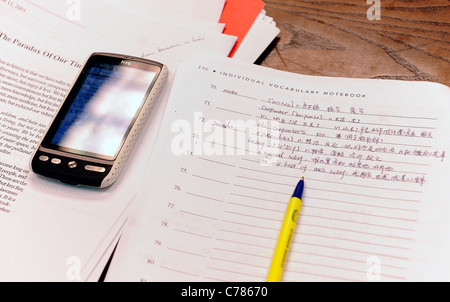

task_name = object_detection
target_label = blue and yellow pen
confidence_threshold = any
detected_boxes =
[267,177,305,282]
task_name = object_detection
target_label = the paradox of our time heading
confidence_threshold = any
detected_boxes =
[0,32,81,67]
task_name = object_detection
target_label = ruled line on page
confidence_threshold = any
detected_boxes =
[302,196,419,213]
[296,231,411,251]
[221,207,417,241]
[230,189,419,213]
[218,228,278,240]
[192,174,230,185]
[241,146,430,168]
[214,237,273,251]
[244,117,435,142]
[209,226,410,280]
[285,259,383,277]
[257,99,438,121]
[233,183,287,195]
[198,157,236,167]
[203,139,244,152]
[219,212,416,242]
[239,162,427,187]
[254,113,437,131]
[209,256,268,269]
[293,241,411,261]
[298,186,421,203]
[298,213,415,232]
[209,119,437,152]
[179,210,220,221]
[205,266,263,279]
[259,124,434,141]
[284,261,406,281]
[235,171,424,196]
[224,206,416,233]
[284,249,409,279]
[230,192,286,205]
[254,100,437,130]
[225,201,285,214]
[236,94,258,100]
[284,270,361,282]
[302,204,418,223]
[290,250,408,270]
[241,150,430,175]
[218,221,415,244]
[221,219,279,232]
[185,192,226,203]
[236,175,293,187]
[213,247,272,260]
[243,122,436,148]
[216,106,253,117]
[298,222,415,241]
[173,228,214,239]
[232,182,420,204]
[242,141,435,170]
[159,266,200,278]
[166,247,207,258]
[302,177,424,193]
[224,210,281,223]
[239,164,428,186]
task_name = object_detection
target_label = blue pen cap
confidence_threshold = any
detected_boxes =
[292,178,304,199]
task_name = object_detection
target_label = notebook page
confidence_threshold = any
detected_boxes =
[106,55,450,282]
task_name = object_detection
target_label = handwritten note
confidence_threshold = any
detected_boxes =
[106,55,450,282]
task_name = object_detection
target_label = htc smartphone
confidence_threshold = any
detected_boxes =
[31,52,168,188]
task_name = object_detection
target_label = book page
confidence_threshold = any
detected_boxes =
[102,0,226,32]
[104,0,226,23]
[106,55,450,282]
[0,1,235,281]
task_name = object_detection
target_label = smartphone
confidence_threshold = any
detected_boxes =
[31,52,168,188]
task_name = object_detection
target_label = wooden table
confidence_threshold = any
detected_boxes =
[259,0,450,87]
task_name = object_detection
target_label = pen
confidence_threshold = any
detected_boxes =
[267,177,305,282]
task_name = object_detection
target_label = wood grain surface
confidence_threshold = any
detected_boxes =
[259,0,450,87]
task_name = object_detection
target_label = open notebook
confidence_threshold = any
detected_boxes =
[105,55,450,282]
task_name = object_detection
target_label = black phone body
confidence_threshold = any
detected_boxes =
[31,53,168,188]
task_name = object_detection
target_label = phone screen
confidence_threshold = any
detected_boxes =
[48,60,158,160]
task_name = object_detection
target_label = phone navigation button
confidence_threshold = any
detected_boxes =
[68,161,77,169]
[85,165,106,173]
[51,158,62,165]
[39,155,50,162]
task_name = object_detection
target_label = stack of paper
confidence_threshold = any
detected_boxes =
[105,0,280,63]
[0,0,279,281]
[219,0,280,62]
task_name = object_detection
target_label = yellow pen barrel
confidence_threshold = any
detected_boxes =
[267,196,302,282]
